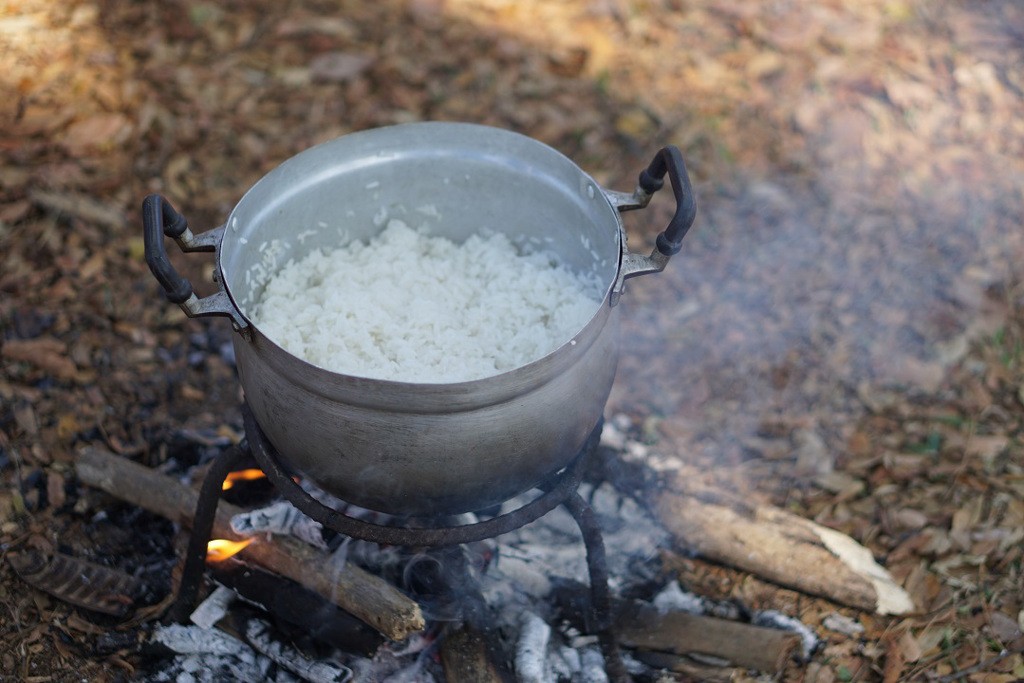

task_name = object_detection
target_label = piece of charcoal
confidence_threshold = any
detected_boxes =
[94,630,144,656]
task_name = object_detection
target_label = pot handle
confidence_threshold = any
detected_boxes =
[606,145,697,305]
[142,194,250,337]
[639,146,697,257]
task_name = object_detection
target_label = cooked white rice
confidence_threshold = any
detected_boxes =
[251,219,603,382]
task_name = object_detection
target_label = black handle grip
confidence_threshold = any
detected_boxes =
[638,146,697,257]
[143,194,194,304]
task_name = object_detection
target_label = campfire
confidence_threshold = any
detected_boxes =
[59,408,914,682]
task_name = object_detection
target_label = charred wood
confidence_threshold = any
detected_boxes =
[439,624,506,683]
[209,557,383,656]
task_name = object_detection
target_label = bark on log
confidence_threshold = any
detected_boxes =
[75,447,425,641]
[654,473,914,615]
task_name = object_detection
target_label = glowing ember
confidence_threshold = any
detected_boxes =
[206,538,254,562]
[221,469,267,490]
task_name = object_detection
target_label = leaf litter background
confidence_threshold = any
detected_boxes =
[1,0,1023,680]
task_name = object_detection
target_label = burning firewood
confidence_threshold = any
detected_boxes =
[75,447,424,641]
[209,557,384,656]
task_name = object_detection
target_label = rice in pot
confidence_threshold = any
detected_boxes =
[251,219,604,383]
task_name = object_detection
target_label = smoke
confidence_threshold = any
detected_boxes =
[612,158,1024,474]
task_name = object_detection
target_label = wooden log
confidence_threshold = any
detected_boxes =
[615,600,800,673]
[554,579,799,675]
[75,447,425,641]
[654,473,914,615]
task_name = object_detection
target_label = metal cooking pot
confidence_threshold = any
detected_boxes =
[144,122,695,516]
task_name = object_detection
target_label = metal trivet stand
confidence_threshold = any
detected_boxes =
[170,404,629,681]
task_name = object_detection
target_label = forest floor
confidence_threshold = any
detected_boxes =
[1,0,1023,680]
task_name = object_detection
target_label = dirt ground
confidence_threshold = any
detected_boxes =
[1,0,1023,680]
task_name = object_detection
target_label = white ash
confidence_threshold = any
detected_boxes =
[599,420,628,451]
[246,619,352,683]
[822,612,865,637]
[550,646,581,681]
[515,612,553,683]
[189,584,235,629]
[231,500,327,549]
[651,580,743,621]
[347,639,438,683]
[149,623,272,682]
[751,610,820,659]
[146,653,271,683]
[467,480,665,680]
[548,645,610,683]
[580,647,611,683]
[482,481,666,614]
[149,621,355,683]
[602,414,682,472]
[652,580,706,615]
[153,623,257,657]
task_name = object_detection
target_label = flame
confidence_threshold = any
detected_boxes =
[222,469,267,490]
[206,538,254,562]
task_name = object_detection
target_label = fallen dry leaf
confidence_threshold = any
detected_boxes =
[989,610,1023,644]
[2,337,78,380]
[60,113,132,154]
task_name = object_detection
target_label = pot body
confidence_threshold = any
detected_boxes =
[218,123,625,515]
